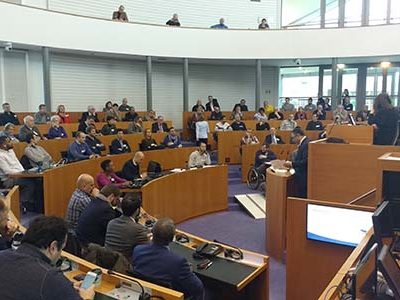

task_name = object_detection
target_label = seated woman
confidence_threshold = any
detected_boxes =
[139,129,162,151]
[56,105,71,124]
[241,130,259,147]
[254,107,268,122]
[47,115,68,139]
[230,105,243,120]
[127,116,144,134]
[24,132,54,167]
[103,101,121,121]
[96,159,130,189]
[294,107,307,120]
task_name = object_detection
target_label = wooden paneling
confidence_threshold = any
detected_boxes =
[326,124,373,144]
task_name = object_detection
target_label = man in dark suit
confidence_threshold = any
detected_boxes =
[0,103,20,126]
[264,127,284,144]
[284,127,310,198]
[151,116,169,133]
[121,151,144,181]
[76,185,121,246]
[80,106,99,123]
[110,130,131,155]
[205,95,220,112]
[133,218,204,300]
[105,193,149,259]
[101,116,118,136]
[112,5,129,22]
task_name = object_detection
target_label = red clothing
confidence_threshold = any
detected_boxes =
[58,113,71,124]
[96,172,127,189]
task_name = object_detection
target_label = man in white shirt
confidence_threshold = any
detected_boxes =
[280,114,298,131]
[0,136,43,212]
[188,142,211,168]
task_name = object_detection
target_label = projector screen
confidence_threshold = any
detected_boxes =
[307,204,373,247]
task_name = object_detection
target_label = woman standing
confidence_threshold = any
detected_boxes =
[195,115,210,146]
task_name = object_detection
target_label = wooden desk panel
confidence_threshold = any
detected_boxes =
[326,124,373,144]
[308,143,398,203]
[376,152,400,203]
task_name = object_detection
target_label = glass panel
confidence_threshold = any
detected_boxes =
[341,68,358,108]
[345,0,363,27]
[282,0,321,27]
[325,0,339,27]
[323,69,332,96]
[369,0,388,25]
[391,0,400,24]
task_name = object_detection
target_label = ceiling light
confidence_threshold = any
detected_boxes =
[337,63,345,69]
[380,61,391,68]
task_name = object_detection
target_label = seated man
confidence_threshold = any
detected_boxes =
[0,102,20,126]
[140,129,160,151]
[356,105,370,122]
[123,106,138,121]
[209,106,223,120]
[304,97,316,112]
[0,136,43,212]
[163,127,182,149]
[0,123,19,143]
[67,131,98,162]
[47,115,68,139]
[256,120,271,131]
[313,105,326,120]
[110,129,131,155]
[34,104,50,124]
[65,174,98,233]
[151,116,168,133]
[78,115,97,133]
[101,116,118,135]
[76,184,121,246]
[0,198,19,251]
[205,95,220,112]
[281,97,295,112]
[188,142,211,168]
[265,127,284,144]
[19,115,43,142]
[105,193,149,259]
[306,114,324,131]
[166,13,181,26]
[333,105,349,124]
[80,105,99,124]
[85,126,105,155]
[238,98,249,112]
[120,151,145,181]
[268,108,284,120]
[112,5,128,22]
[96,159,130,189]
[144,110,157,122]
[119,98,132,112]
[0,216,95,300]
[127,116,144,134]
[231,114,247,131]
[254,143,277,174]
[280,114,297,131]
[133,218,204,300]
[24,133,54,168]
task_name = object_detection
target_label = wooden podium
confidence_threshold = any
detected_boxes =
[266,168,295,261]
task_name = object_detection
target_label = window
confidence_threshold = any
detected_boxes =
[341,68,358,107]
[325,0,339,27]
[392,0,400,24]
[369,0,388,25]
[344,0,363,27]
[323,69,332,96]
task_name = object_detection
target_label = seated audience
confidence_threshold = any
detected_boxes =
[256,120,270,131]
[306,114,324,131]
[356,105,370,122]
[163,127,182,148]
[258,18,270,29]
[76,184,122,246]
[241,130,259,146]
[105,103,122,121]
[317,97,325,107]
[19,115,43,142]
[0,136,42,212]
[191,100,205,112]
[195,115,209,145]
[112,5,129,22]
[0,103,20,126]
[121,151,145,181]
[144,110,157,122]
[127,116,144,134]
[124,106,138,121]
[231,114,247,131]
[110,129,131,155]
[151,116,168,133]
[210,18,228,29]
[78,115,97,133]
[133,218,204,300]
[103,101,115,115]
[263,100,275,115]
[281,97,295,112]
[324,97,332,111]
[56,104,71,124]
[268,108,284,120]
[304,97,316,112]
[67,131,98,162]
[343,96,353,111]
[166,13,181,26]
[101,116,118,135]
[119,98,131,112]
[0,216,95,300]
[205,96,220,112]
[237,99,249,112]
[265,127,284,144]
[280,114,297,131]
[85,126,105,155]
[66,174,98,233]
[47,115,68,139]
[209,106,223,120]
[80,105,99,123]
[231,105,243,120]
[313,105,326,120]
[105,193,149,259]
[215,116,232,131]
[24,133,53,167]
[0,198,18,250]
[333,105,349,124]
[140,129,160,151]
[97,160,130,189]
[254,107,268,122]
[0,123,19,143]
[254,143,277,174]
[294,107,307,120]
[188,142,211,168]
[34,104,50,124]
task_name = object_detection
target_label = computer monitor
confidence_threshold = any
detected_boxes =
[147,160,162,174]
[373,201,400,246]
[307,204,373,247]
[377,245,400,299]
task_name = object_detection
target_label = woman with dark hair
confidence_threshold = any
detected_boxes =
[103,101,113,112]
[368,93,399,145]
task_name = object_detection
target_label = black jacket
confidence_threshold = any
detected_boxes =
[0,111,20,126]
[121,160,140,181]
[110,139,131,155]
[209,111,223,120]
[369,108,400,145]
[254,150,277,168]
[264,134,284,144]
[231,121,247,131]
[140,138,159,151]
[256,122,271,131]
[292,137,310,198]
[205,100,220,112]
[306,120,324,131]
[85,135,105,155]
[268,112,284,120]
[151,122,169,133]
[124,112,138,122]
[80,112,99,123]
[101,124,118,135]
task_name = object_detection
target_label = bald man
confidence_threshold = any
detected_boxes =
[65,174,99,232]
[121,151,145,181]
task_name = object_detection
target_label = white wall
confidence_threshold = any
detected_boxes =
[47,0,280,29]
[22,0,47,9]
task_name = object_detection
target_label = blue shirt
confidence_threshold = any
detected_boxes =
[210,23,228,29]
[67,141,93,161]
[47,126,68,139]
[163,134,182,148]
